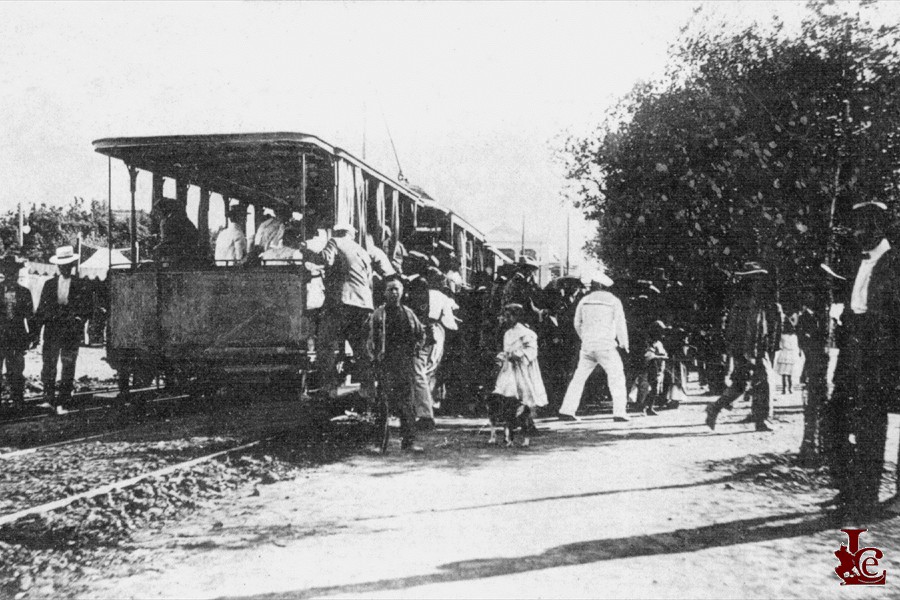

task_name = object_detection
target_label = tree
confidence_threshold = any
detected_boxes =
[562,1,900,460]
[0,197,151,262]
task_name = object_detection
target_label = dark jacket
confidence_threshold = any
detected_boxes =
[368,304,425,364]
[156,212,205,266]
[0,283,35,350]
[723,279,780,361]
[838,248,900,378]
[34,275,92,341]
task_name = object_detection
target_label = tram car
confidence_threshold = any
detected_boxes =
[93,132,489,397]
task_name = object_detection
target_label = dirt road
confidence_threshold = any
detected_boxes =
[82,395,900,599]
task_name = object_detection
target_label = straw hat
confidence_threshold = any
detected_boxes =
[49,245,80,265]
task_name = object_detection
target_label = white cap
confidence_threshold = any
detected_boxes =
[590,271,614,287]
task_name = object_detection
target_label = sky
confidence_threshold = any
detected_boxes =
[0,0,875,266]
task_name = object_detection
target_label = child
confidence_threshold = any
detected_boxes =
[775,317,801,395]
[368,275,426,453]
[492,303,548,439]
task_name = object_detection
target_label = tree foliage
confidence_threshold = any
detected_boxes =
[0,198,151,262]
[563,1,900,319]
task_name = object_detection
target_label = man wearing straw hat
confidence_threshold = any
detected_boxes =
[0,255,33,410]
[34,245,91,415]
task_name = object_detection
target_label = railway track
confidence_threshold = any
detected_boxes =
[0,386,183,426]
[0,394,323,522]
[0,436,275,527]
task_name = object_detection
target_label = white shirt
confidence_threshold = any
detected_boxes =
[573,290,629,351]
[215,223,248,264]
[254,217,285,251]
[850,238,890,314]
[57,275,71,306]
[428,289,459,331]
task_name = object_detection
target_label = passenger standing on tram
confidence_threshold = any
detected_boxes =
[0,255,33,411]
[307,221,392,399]
[34,246,91,415]
[215,204,249,265]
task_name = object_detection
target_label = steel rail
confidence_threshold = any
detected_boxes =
[0,436,278,527]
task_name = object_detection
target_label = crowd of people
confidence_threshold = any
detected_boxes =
[2,196,899,521]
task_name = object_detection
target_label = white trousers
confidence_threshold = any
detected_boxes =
[560,346,628,418]
[413,323,445,419]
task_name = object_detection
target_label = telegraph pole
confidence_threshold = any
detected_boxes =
[17,203,24,246]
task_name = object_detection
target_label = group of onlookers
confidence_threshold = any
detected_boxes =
[0,245,92,414]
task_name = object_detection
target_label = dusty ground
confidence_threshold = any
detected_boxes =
[20,346,117,393]
[71,393,900,600]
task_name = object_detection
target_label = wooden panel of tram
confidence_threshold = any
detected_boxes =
[109,269,308,368]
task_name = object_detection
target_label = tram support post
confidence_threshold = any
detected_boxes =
[198,188,210,250]
[127,165,138,267]
[300,153,308,242]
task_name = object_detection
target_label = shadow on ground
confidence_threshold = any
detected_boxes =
[219,509,883,600]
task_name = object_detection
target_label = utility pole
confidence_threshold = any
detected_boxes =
[520,214,525,260]
[17,203,24,246]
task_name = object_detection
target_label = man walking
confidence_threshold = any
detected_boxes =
[0,255,33,410]
[34,246,91,415]
[705,261,780,432]
[368,275,426,453]
[558,271,631,422]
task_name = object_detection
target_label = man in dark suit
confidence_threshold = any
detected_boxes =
[0,255,34,409]
[34,245,91,415]
[705,261,781,432]
[826,201,900,520]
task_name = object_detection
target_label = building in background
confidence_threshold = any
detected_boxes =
[485,223,570,286]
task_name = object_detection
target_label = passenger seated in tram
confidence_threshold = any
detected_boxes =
[154,198,205,266]
[260,226,303,265]
[215,204,249,266]
[254,206,289,252]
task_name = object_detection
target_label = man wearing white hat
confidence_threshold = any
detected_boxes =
[307,220,393,397]
[34,246,91,414]
[558,270,631,422]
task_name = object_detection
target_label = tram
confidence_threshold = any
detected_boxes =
[93,132,489,395]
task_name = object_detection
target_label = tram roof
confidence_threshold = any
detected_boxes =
[92,132,425,211]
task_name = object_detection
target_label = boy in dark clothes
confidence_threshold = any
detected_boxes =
[368,275,426,453]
